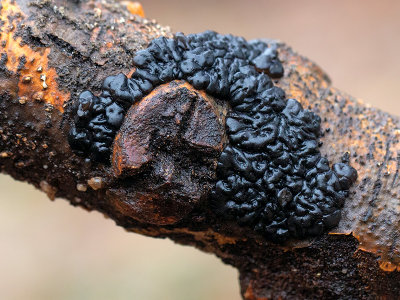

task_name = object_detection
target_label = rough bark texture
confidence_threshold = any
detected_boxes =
[1,0,400,299]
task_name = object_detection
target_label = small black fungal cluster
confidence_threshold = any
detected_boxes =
[68,31,357,241]
[68,88,125,162]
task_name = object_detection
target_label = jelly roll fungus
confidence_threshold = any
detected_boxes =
[68,31,357,241]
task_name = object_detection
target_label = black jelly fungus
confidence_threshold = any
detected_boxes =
[68,31,357,241]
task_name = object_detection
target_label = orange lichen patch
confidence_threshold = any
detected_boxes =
[0,0,69,111]
[122,1,145,17]
[127,68,136,78]
[379,261,400,272]
[243,283,268,300]
[89,27,101,43]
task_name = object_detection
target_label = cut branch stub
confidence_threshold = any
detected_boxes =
[110,81,228,225]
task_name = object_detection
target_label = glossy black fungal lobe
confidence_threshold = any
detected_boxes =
[68,31,357,241]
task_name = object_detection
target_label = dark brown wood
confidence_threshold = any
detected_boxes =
[1,1,400,299]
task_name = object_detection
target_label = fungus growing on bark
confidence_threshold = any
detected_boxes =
[68,31,357,241]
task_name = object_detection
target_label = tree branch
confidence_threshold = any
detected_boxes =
[1,0,400,299]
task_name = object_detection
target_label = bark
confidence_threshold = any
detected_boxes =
[1,0,400,299]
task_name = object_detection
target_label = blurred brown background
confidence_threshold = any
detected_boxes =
[1,0,400,299]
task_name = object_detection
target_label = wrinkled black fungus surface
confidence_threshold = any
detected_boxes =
[68,31,357,241]
[68,89,125,162]
[69,31,283,162]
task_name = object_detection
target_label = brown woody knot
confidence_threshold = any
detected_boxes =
[108,81,228,225]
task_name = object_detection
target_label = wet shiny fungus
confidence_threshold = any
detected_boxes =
[68,31,357,242]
